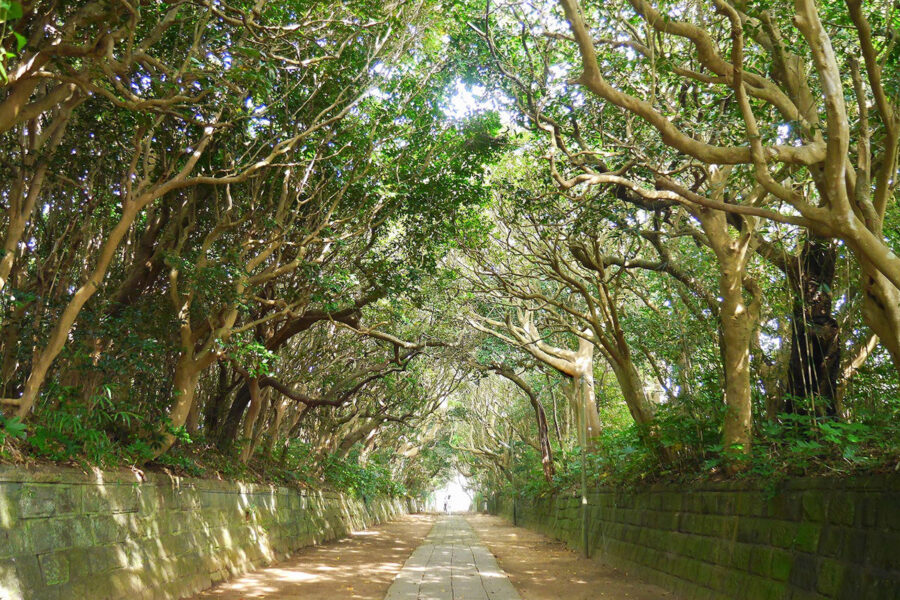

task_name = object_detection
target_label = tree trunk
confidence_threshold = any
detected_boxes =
[204,361,232,434]
[785,236,841,415]
[718,263,756,462]
[239,378,262,463]
[494,365,556,483]
[572,372,601,455]
[860,268,900,374]
[264,399,288,459]
[696,200,758,467]
[151,354,201,459]
[608,357,655,427]
[217,382,251,450]
[531,397,555,483]
[8,201,141,418]
[186,400,201,436]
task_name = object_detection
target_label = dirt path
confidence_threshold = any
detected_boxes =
[187,513,435,600]
[465,514,678,600]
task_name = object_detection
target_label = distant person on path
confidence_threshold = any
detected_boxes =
[444,495,451,515]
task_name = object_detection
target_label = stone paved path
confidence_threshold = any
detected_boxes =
[384,515,521,600]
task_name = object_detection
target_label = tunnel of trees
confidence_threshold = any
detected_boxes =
[0,0,898,501]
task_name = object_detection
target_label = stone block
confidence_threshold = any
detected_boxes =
[826,494,854,527]
[106,568,145,600]
[737,517,770,545]
[841,529,867,564]
[67,515,94,547]
[882,498,900,532]
[0,483,22,526]
[789,554,819,592]
[815,558,844,597]
[661,493,683,512]
[793,522,821,553]
[25,517,74,554]
[801,492,828,523]
[65,547,94,580]
[767,493,802,521]
[10,554,43,595]
[741,575,784,600]
[866,532,900,571]
[770,520,799,549]
[82,484,139,515]
[747,494,769,517]
[92,514,129,545]
[717,493,737,515]
[39,551,70,585]
[19,484,79,519]
[748,546,771,577]
[770,549,793,581]
[0,523,28,558]
[88,544,129,574]
[857,494,880,528]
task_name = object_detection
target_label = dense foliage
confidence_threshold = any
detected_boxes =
[1,0,898,502]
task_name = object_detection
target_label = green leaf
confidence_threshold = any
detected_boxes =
[13,31,25,51]
[5,1,22,19]
[1,416,27,439]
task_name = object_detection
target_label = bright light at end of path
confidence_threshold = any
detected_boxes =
[431,473,473,513]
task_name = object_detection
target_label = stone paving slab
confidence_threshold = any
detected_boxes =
[384,515,521,600]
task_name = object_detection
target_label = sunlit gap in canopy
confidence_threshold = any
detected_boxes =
[429,471,474,513]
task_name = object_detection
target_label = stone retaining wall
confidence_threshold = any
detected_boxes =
[0,466,414,599]
[490,476,899,600]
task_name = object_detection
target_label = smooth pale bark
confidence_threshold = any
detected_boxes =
[263,398,288,458]
[860,269,900,370]
[695,199,760,465]
[608,352,655,427]
[571,337,603,447]
[471,317,603,449]
[152,354,205,459]
[556,0,900,378]
[239,378,263,463]
[718,264,755,459]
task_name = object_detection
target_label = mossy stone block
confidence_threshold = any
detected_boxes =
[866,532,900,571]
[801,492,827,522]
[815,558,844,597]
[0,483,22,525]
[38,551,69,585]
[767,493,801,521]
[0,524,28,558]
[749,546,773,577]
[789,553,819,592]
[770,520,798,549]
[770,549,793,581]
[815,525,843,557]
[19,484,79,519]
[737,517,770,545]
[25,518,74,554]
[793,522,821,553]
[841,529,867,563]
[826,494,854,527]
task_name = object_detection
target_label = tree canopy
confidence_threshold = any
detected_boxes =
[1,0,898,498]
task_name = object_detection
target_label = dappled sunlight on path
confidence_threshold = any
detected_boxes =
[466,514,677,600]
[384,514,521,600]
[187,514,435,600]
